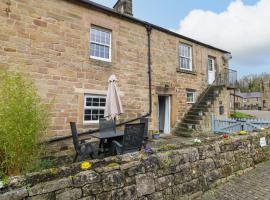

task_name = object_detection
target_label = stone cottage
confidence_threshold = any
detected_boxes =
[0,0,236,148]
[230,92,263,110]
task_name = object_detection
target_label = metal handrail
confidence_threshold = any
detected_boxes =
[193,68,237,109]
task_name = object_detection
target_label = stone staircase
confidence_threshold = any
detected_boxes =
[173,68,237,137]
[174,85,223,137]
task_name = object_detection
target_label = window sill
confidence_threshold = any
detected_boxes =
[89,57,113,67]
[177,69,197,75]
[83,121,99,125]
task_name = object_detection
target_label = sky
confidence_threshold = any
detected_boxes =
[91,0,270,78]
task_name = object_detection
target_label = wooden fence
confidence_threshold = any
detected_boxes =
[212,116,270,134]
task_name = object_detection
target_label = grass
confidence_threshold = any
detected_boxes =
[30,158,57,173]
[230,111,255,119]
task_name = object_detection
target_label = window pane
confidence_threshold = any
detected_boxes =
[105,46,109,59]
[90,43,95,57]
[86,98,93,106]
[100,110,104,115]
[93,98,99,106]
[100,45,105,58]
[84,109,91,115]
[187,47,191,57]
[84,115,91,121]
[101,32,105,44]
[96,30,101,43]
[92,109,99,115]
[105,33,110,45]
[92,114,98,121]
[100,98,106,107]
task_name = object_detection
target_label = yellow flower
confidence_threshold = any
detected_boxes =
[239,131,248,135]
[260,128,265,132]
[80,161,92,170]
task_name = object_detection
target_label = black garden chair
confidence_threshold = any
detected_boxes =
[112,123,145,155]
[99,118,116,135]
[70,122,97,162]
[140,117,149,147]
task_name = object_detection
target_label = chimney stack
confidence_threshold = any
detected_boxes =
[113,0,133,16]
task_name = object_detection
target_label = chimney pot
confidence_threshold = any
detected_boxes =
[113,0,133,16]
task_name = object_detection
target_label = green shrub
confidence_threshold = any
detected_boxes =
[230,112,255,119]
[30,158,57,173]
[0,70,50,176]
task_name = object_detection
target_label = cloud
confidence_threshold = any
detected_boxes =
[175,0,270,66]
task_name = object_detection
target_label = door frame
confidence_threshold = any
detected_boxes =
[208,57,216,84]
[157,95,171,134]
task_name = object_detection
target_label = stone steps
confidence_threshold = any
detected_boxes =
[174,85,223,137]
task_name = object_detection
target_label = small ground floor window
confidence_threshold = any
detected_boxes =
[84,94,106,123]
[186,89,196,104]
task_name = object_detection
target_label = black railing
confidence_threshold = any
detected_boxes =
[193,68,237,109]
[216,68,237,88]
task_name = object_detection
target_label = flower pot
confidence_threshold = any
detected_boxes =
[152,134,160,140]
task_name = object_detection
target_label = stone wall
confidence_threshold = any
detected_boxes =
[1,131,270,200]
[0,0,229,139]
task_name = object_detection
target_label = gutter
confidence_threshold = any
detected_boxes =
[47,24,153,144]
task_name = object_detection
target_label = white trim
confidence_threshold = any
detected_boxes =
[187,91,196,104]
[208,57,216,84]
[83,94,106,124]
[90,56,111,62]
[90,26,112,62]
[180,44,192,71]
[164,96,171,134]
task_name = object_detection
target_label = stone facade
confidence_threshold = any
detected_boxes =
[1,131,270,200]
[0,0,231,140]
[262,78,270,111]
[230,92,263,110]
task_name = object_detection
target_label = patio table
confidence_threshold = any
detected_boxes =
[91,131,124,156]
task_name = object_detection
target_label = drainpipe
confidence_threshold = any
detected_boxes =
[146,24,153,115]
[47,24,153,143]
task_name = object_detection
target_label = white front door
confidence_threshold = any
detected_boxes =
[164,96,171,134]
[208,57,215,84]
[158,96,171,134]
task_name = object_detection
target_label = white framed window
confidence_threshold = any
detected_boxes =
[187,89,196,103]
[179,44,192,71]
[90,26,111,62]
[84,94,106,123]
[208,57,215,72]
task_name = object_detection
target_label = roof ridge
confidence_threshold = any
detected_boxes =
[74,0,230,53]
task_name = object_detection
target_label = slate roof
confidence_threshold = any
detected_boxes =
[233,92,262,99]
[71,0,230,54]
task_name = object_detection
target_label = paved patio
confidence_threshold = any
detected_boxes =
[202,160,270,200]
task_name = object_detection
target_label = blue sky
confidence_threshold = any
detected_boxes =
[92,0,270,78]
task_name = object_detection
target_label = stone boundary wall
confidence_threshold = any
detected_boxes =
[1,132,270,200]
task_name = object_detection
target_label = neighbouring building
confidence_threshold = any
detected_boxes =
[230,92,263,110]
[0,0,237,151]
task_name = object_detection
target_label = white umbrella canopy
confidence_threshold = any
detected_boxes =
[104,74,124,120]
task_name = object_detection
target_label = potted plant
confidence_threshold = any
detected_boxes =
[152,130,160,140]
